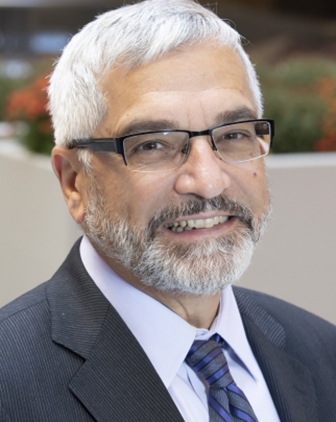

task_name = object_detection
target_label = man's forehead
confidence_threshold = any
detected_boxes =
[95,44,256,137]
[101,44,250,93]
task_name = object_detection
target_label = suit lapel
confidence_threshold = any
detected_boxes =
[234,287,318,422]
[69,305,185,422]
[47,240,184,422]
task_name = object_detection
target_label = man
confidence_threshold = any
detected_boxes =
[1,1,336,421]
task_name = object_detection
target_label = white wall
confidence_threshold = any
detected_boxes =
[0,142,79,306]
[1,142,335,324]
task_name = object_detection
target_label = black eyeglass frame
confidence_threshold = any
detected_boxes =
[69,119,275,166]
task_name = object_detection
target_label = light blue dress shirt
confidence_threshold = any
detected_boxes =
[80,235,280,422]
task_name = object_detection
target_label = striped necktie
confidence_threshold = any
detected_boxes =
[186,334,259,422]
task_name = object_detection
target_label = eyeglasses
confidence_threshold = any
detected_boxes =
[70,119,274,173]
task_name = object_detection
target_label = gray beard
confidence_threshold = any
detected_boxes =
[82,175,271,296]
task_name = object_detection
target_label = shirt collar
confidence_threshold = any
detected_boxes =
[80,235,258,387]
[197,286,259,381]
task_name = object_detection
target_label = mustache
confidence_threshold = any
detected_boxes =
[146,194,254,239]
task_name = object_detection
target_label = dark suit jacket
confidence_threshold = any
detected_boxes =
[1,239,336,422]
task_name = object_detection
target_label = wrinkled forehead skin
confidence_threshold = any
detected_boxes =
[93,44,257,140]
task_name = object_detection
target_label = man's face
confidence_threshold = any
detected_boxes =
[82,44,270,295]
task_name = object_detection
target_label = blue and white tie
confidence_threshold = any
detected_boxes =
[186,334,259,422]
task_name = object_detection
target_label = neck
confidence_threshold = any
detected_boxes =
[145,288,222,329]
[102,253,222,329]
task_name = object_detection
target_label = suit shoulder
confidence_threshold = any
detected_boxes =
[235,286,335,324]
[0,282,55,387]
[234,286,336,343]
[0,282,49,326]
[0,238,83,325]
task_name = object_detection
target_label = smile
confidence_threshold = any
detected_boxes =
[164,215,230,232]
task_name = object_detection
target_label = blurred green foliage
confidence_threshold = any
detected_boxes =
[23,118,54,155]
[0,75,27,121]
[257,58,336,153]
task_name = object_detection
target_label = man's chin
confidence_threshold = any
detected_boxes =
[130,232,256,296]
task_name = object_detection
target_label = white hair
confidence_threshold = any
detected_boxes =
[48,0,263,152]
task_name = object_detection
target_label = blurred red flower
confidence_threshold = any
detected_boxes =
[315,76,336,152]
[5,74,50,123]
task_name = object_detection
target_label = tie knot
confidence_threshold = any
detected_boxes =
[186,335,234,389]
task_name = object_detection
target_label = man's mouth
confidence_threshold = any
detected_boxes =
[164,215,231,232]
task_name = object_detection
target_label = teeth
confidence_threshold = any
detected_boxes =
[166,215,230,233]
[204,218,214,228]
[195,219,205,229]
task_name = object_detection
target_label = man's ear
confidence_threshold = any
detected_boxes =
[51,146,87,224]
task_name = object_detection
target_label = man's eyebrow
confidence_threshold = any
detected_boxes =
[115,119,179,137]
[214,107,258,126]
[115,107,258,138]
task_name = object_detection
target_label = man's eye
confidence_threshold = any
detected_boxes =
[137,141,164,151]
[127,139,174,158]
[224,131,250,140]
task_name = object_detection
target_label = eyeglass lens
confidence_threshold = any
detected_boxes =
[124,120,271,172]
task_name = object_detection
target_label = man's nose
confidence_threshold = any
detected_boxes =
[174,137,231,199]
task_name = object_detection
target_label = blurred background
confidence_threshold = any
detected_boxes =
[0,0,335,322]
